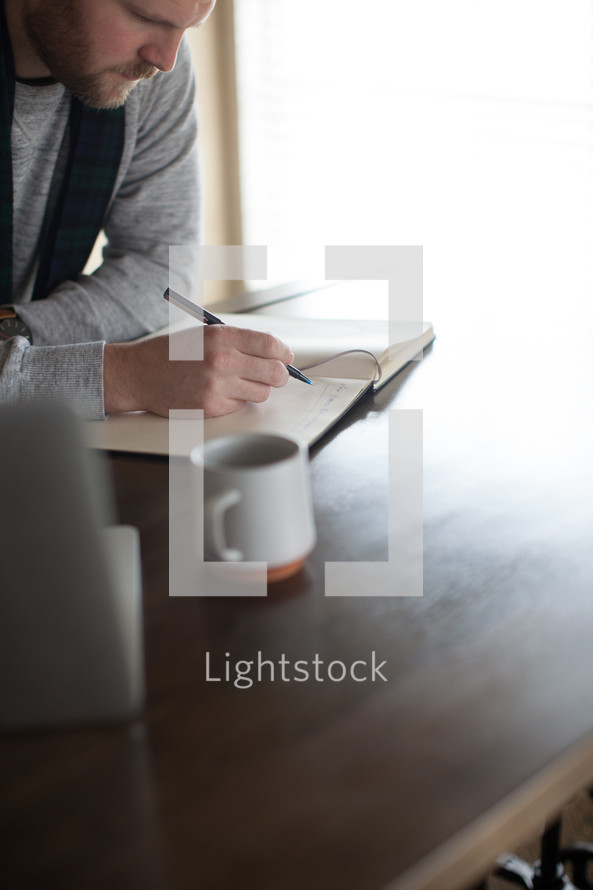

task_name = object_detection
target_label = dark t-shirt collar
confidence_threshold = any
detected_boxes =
[16,75,58,87]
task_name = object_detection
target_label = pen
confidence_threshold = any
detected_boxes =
[163,288,312,385]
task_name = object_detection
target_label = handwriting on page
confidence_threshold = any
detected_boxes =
[301,382,348,428]
[297,379,368,440]
[204,376,372,448]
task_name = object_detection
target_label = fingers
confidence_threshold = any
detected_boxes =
[206,349,288,390]
[199,327,291,416]
[204,324,294,369]
[202,325,291,388]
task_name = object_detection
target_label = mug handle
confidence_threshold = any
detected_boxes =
[204,490,243,561]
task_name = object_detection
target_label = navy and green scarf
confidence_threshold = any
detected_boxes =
[0,0,125,301]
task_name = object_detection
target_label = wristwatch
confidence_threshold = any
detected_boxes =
[0,306,33,344]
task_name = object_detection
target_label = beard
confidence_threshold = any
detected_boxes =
[23,0,157,109]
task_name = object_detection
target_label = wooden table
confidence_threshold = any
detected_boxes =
[2,282,593,890]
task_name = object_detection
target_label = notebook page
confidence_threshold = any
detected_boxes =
[84,375,372,456]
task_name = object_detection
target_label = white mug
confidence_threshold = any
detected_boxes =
[193,433,316,582]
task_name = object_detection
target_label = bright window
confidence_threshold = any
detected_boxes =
[233,1,593,321]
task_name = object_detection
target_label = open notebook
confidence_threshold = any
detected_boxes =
[85,313,434,455]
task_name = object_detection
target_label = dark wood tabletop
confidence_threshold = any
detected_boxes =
[2,283,593,890]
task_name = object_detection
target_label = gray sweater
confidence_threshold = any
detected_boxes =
[1,38,200,419]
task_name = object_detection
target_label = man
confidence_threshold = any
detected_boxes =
[0,0,292,419]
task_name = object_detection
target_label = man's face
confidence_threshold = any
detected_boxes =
[24,0,215,109]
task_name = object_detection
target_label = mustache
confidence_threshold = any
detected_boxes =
[111,62,158,80]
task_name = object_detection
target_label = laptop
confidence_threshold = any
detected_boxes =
[0,403,144,731]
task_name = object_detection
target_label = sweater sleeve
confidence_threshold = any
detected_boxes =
[4,38,200,419]
[0,337,106,419]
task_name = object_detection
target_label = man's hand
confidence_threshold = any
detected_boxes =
[103,325,294,417]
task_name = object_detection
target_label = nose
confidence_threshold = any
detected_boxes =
[139,33,183,73]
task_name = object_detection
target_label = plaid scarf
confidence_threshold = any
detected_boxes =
[0,0,124,302]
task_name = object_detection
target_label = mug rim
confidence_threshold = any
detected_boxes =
[192,432,305,472]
